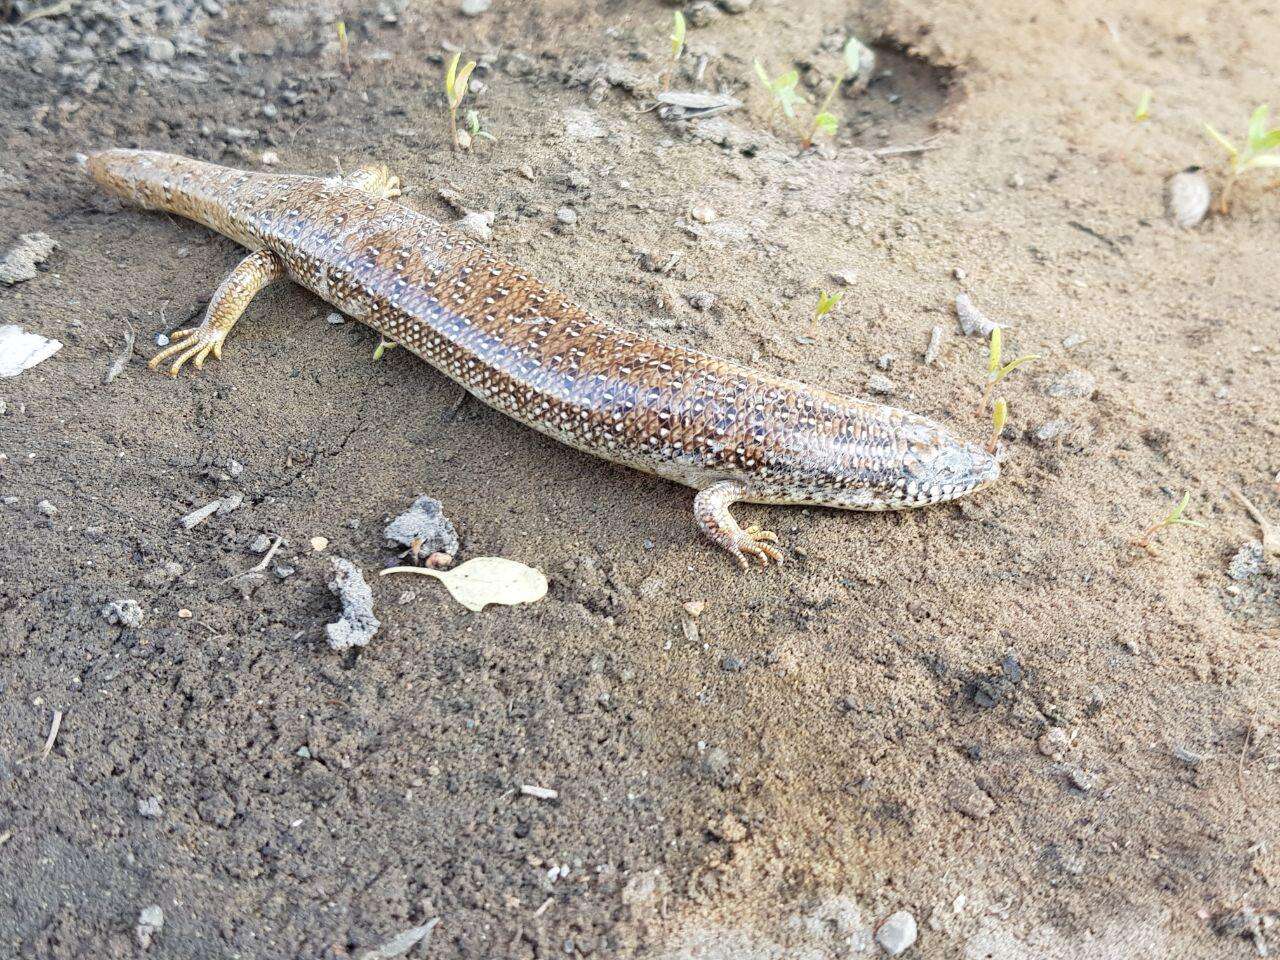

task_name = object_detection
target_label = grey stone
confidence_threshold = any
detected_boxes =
[136,905,164,949]
[325,558,380,650]
[1228,540,1264,581]
[102,599,144,629]
[143,37,176,62]
[876,911,918,956]
[384,495,459,556]
[1043,369,1097,400]
[866,373,895,396]
[459,0,491,16]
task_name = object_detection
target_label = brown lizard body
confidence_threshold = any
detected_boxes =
[86,149,998,567]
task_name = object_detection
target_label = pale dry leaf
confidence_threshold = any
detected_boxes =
[381,557,548,611]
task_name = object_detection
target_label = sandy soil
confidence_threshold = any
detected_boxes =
[1,0,1278,957]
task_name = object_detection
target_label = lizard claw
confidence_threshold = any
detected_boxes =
[148,326,227,376]
[729,526,785,569]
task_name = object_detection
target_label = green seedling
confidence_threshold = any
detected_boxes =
[976,327,1038,414]
[464,109,496,150]
[372,337,398,361]
[1204,105,1280,213]
[445,51,478,151]
[1135,491,1206,548]
[665,11,685,91]
[758,38,869,148]
[811,289,843,327]
[987,397,1007,454]
[336,20,351,77]
[1134,88,1152,122]
[754,60,802,126]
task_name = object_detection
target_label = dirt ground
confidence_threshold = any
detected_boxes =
[1,0,1278,957]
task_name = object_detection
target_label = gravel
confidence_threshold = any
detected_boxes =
[325,558,380,651]
[0,233,58,285]
[454,211,495,242]
[1166,168,1211,229]
[1043,369,1097,400]
[101,599,145,629]
[135,905,164,950]
[1227,540,1264,581]
[866,373,895,396]
[955,293,998,337]
[876,911,918,956]
[384,495,459,557]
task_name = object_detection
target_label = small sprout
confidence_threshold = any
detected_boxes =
[987,398,1008,454]
[465,109,496,149]
[664,11,686,90]
[1135,491,1206,548]
[336,20,351,77]
[976,327,1039,413]
[373,337,398,361]
[812,289,843,327]
[1204,104,1280,213]
[754,60,803,122]
[445,51,478,151]
[1134,88,1152,122]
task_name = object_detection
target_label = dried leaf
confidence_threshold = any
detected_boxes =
[381,557,547,611]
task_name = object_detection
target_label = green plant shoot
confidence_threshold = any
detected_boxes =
[1136,491,1206,547]
[445,51,478,151]
[1204,104,1280,213]
[663,11,686,90]
[373,337,398,361]
[812,289,843,326]
[977,327,1039,413]
[987,397,1007,454]
[1134,88,1152,121]
[754,60,802,120]
[670,11,686,61]
[336,20,350,77]
[465,109,496,146]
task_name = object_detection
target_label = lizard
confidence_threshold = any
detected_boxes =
[85,149,1000,569]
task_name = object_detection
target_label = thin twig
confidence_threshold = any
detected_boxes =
[40,710,63,760]
[221,535,283,582]
[871,141,942,158]
[1230,486,1278,557]
[1238,725,1253,807]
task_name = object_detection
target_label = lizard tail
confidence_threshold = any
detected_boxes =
[84,149,265,244]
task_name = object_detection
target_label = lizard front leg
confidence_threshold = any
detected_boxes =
[345,163,401,200]
[149,249,285,376]
[694,480,785,570]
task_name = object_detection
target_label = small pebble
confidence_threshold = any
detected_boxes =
[721,654,745,672]
[177,608,192,619]
[249,533,273,553]
[685,291,716,311]
[260,150,280,166]
[101,599,144,629]
[866,373,894,396]
[460,0,491,15]
[683,600,706,618]
[1166,167,1211,229]
[326,311,345,325]
[831,269,858,286]
[310,536,329,552]
[36,499,57,517]
[136,905,164,950]
[1043,369,1097,400]
[137,797,162,818]
[1068,768,1096,792]
[689,204,717,224]
[876,911,918,956]
[555,206,578,226]
[1037,726,1071,759]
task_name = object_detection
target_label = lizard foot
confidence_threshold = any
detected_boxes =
[148,325,227,376]
[693,480,786,570]
[148,249,285,377]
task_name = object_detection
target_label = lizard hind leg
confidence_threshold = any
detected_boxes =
[345,163,402,200]
[148,249,285,377]
[694,480,785,571]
